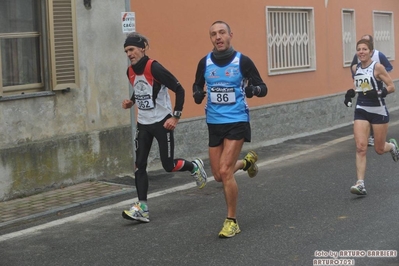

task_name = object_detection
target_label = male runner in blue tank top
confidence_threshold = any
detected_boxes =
[193,21,268,238]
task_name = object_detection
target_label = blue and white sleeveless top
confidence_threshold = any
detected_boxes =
[204,52,249,124]
[354,61,387,115]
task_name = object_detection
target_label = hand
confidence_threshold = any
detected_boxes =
[364,87,388,99]
[122,99,134,109]
[164,117,178,131]
[344,89,355,107]
[345,89,356,98]
[245,85,259,98]
[363,87,388,99]
[344,98,352,107]
[193,90,206,104]
[380,88,388,98]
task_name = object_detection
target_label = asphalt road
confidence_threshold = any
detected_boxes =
[1,119,399,266]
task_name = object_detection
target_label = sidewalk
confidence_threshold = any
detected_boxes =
[0,180,134,228]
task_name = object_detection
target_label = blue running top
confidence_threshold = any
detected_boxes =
[204,52,249,124]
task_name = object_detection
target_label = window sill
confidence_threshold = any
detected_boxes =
[0,91,56,102]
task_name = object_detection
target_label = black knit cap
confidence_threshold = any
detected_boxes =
[124,36,145,48]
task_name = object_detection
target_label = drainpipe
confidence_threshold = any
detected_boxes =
[125,0,136,172]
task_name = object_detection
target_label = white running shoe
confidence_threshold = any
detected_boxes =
[122,201,150,222]
[191,158,207,189]
[350,182,367,195]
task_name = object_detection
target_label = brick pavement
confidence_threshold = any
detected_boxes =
[0,181,134,227]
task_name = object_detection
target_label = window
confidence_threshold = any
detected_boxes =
[0,0,79,98]
[266,7,316,75]
[373,11,395,60]
[342,9,356,67]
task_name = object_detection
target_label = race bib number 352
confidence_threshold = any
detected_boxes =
[210,87,236,104]
[136,95,154,110]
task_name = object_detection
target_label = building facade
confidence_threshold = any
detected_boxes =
[0,0,398,200]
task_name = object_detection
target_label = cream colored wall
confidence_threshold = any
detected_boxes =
[0,1,132,200]
[0,1,129,148]
[130,0,398,118]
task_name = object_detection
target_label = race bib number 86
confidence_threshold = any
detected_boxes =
[210,87,236,104]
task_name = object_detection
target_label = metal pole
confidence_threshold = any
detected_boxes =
[124,0,136,171]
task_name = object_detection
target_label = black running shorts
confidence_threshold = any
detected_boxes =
[354,108,389,124]
[207,122,251,147]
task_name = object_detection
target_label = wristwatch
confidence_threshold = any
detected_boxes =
[173,111,182,119]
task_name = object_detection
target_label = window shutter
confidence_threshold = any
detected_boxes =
[48,0,79,90]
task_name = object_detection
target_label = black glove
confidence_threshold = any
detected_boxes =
[364,87,388,99]
[193,90,206,104]
[245,85,259,98]
[380,87,388,98]
[344,89,356,107]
